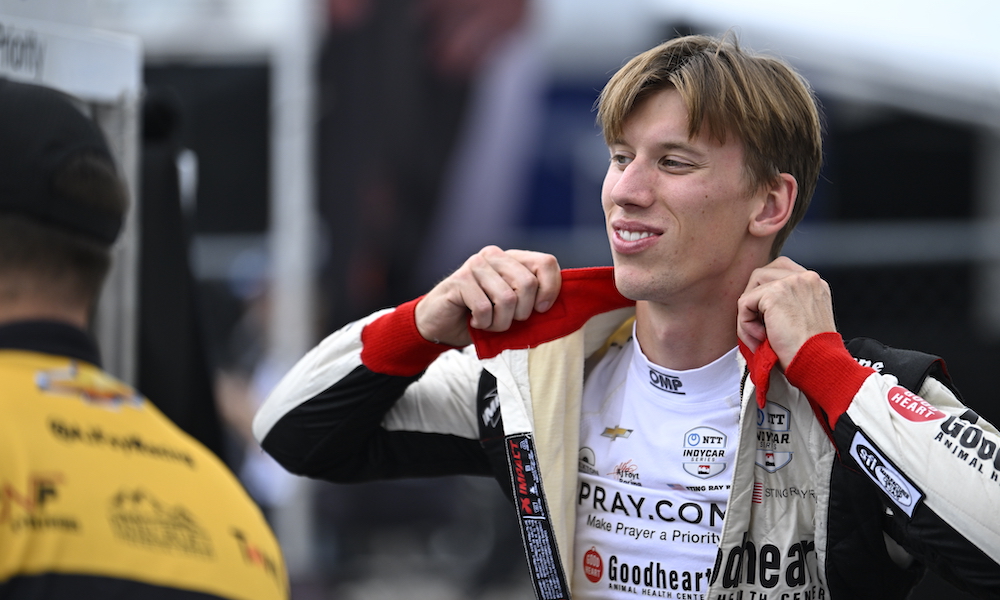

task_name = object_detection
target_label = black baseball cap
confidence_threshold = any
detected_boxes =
[0,78,124,245]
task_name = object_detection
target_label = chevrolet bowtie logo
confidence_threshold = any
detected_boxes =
[601,426,632,441]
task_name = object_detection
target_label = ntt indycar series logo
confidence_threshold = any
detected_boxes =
[756,402,792,473]
[683,427,728,479]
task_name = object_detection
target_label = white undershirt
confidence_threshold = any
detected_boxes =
[572,329,741,599]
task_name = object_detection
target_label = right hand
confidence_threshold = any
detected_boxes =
[415,246,562,347]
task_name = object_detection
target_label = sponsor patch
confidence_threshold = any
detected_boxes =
[36,363,143,410]
[578,447,598,475]
[648,368,685,394]
[231,528,282,582]
[602,426,632,441]
[608,459,642,486]
[934,416,1000,480]
[849,432,923,517]
[755,402,793,473]
[505,434,569,600]
[886,386,945,423]
[583,546,603,583]
[0,472,78,533]
[682,427,728,479]
[108,488,213,556]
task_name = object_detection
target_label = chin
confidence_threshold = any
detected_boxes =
[612,267,658,302]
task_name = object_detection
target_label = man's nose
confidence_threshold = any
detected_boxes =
[609,162,655,208]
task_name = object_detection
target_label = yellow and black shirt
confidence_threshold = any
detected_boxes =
[0,321,289,600]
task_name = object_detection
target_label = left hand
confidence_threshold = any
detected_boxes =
[737,257,837,369]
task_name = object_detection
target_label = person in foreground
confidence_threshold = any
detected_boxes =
[0,79,289,600]
[254,34,999,599]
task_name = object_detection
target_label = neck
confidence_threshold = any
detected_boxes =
[0,288,89,330]
[632,259,762,370]
[634,299,738,371]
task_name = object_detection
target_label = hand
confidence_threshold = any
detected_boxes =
[415,246,561,346]
[737,257,837,369]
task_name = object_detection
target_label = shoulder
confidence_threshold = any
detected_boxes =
[844,337,961,400]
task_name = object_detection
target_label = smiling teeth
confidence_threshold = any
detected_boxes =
[618,230,655,242]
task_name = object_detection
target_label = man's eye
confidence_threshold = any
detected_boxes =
[611,154,631,166]
[663,159,691,168]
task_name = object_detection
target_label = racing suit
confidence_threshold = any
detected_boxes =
[0,321,289,600]
[255,267,1000,599]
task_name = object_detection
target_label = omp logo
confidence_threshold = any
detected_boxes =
[886,386,945,423]
[648,368,685,394]
[649,369,685,396]
[849,432,922,517]
[0,472,77,532]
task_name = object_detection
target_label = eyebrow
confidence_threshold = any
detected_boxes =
[609,139,707,160]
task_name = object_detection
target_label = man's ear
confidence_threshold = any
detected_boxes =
[749,172,797,238]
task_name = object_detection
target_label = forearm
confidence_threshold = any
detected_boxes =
[254,299,489,481]
[787,333,1000,594]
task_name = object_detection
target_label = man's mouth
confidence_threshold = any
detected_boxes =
[616,229,657,242]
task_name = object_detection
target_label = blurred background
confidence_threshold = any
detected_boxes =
[2,0,998,598]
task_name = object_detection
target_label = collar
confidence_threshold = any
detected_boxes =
[0,320,102,367]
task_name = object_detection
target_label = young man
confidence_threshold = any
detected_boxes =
[0,79,289,600]
[254,35,999,598]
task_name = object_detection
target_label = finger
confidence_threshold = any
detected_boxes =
[506,250,561,314]
[742,258,808,294]
[736,287,767,351]
[472,249,539,327]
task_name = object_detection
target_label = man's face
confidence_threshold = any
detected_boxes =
[602,87,763,306]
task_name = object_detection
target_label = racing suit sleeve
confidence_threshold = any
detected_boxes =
[252,298,493,482]
[785,332,1000,598]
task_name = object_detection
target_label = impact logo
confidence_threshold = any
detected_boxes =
[648,368,685,394]
[583,546,603,583]
[608,459,642,486]
[0,472,78,532]
[579,447,598,475]
[508,437,544,517]
[849,432,923,517]
[682,427,728,479]
[886,386,945,423]
[36,363,143,410]
[108,488,213,557]
[756,402,792,473]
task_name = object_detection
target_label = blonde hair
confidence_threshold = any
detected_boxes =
[597,34,823,258]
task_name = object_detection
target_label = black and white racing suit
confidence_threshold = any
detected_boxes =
[254,267,1000,599]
